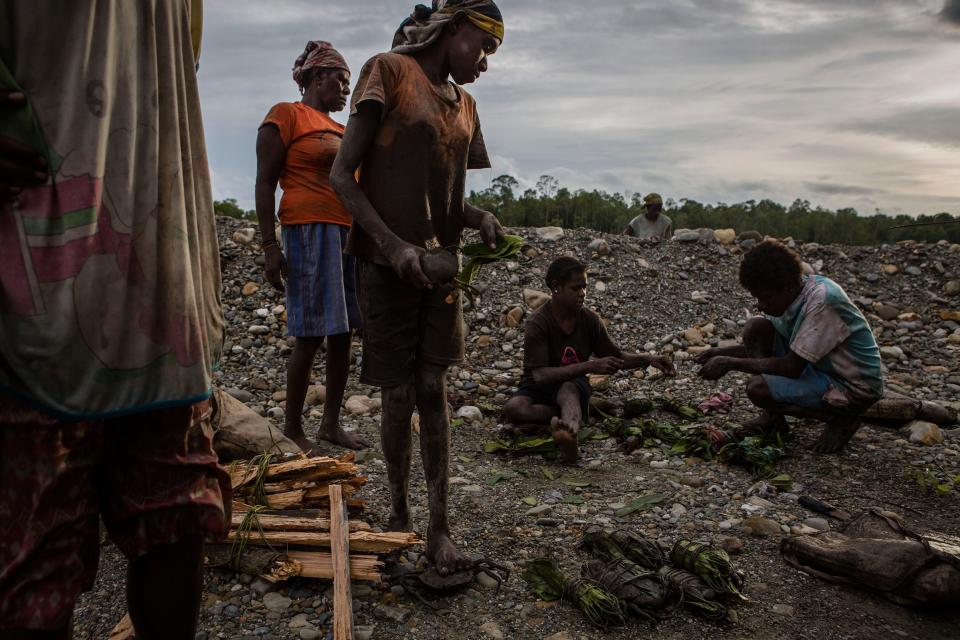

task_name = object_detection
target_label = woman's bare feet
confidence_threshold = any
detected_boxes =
[285,433,325,457]
[318,425,371,450]
[427,532,474,576]
[550,417,579,463]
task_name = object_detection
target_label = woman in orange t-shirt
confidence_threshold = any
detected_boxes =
[255,41,367,455]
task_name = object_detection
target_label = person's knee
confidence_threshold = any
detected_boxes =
[743,316,774,345]
[383,383,416,416]
[415,364,448,409]
[746,375,773,406]
[501,396,526,422]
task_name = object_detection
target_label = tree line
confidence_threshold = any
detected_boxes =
[466,175,960,245]
[214,173,960,245]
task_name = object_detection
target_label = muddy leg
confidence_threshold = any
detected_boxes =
[740,317,789,434]
[284,337,324,455]
[551,381,583,463]
[316,333,370,450]
[381,383,416,532]
[500,395,557,437]
[812,415,862,454]
[416,363,472,576]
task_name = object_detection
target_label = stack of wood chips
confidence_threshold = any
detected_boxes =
[210,452,422,584]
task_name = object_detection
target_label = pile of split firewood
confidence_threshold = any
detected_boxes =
[111,452,420,639]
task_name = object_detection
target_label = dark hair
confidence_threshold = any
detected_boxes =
[739,240,803,292]
[545,256,587,290]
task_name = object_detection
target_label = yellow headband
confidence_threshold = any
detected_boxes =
[439,7,504,42]
[464,10,504,41]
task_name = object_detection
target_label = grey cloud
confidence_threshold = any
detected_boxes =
[942,0,960,24]
[851,107,960,149]
[802,182,887,196]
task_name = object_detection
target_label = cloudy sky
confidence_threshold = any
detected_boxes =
[199,0,960,216]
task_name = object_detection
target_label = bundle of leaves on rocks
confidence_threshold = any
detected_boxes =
[524,527,744,629]
[521,558,625,630]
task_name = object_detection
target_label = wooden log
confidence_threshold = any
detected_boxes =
[229,511,371,533]
[226,529,422,554]
[108,614,134,640]
[285,551,382,583]
[257,475,367,496]
[329,485,354,640]
[230,455,356,490]
[205,545,381,583]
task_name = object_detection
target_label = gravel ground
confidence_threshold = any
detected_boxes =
[74,219,960,640]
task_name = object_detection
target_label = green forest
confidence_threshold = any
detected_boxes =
[466,175,960,245]
[215,174,960,246]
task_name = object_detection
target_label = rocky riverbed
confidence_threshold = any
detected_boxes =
[74,218,960,640]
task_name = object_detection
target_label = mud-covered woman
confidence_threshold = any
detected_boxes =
[330,0,505,575]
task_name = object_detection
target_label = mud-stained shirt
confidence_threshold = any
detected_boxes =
[521,301,620,386]
[0,0,223,418]
[346,52,491,266]
[628,213,672,240]
[766,275,883,404]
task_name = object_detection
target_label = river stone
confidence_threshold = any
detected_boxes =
[742,516,782,537]
[901,421,944,446]
[523,288,551,310]
[536,226,565,242]
[262,592,292,612]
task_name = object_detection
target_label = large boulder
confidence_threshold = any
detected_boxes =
[673,229,700,242]
[714,228,736,244]
[536,226,565,242]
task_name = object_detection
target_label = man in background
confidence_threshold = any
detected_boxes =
[623,192,673,239]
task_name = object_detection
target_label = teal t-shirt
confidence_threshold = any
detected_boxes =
[766,276,883,404]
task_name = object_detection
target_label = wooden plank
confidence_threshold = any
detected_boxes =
[226,529,422,553]
[284,551,383,583]
[229,511,371,533]
[330,485,354,640]
[230,455,350,490]
[108,613,135,640]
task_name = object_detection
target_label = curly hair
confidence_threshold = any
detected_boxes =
[545,256,587,290]
[739,240,803,292]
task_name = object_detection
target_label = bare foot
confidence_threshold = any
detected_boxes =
[735,412,788,439]
[498,423,544,439]
[551,417,579,463]
[285,433,325,457]
[812,416,861,454]
[318,426,371,450]
[427,532,473,576]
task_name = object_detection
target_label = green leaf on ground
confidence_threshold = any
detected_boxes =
[563,495,585,505]
[615,494,667,517]
[541,466,558,481]
[562,480,592,488]
[450,418,464,428]
[458,454,474,463]
[487,471,508,486]
[522,496,538,506]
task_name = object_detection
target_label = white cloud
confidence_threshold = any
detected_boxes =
[198,0,960,216]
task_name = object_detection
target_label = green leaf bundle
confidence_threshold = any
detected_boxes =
[522,558,625,629]
[657,567,728,621]
[670,540,746,600]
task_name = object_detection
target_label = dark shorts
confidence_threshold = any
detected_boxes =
[513,376,592,418]
[357,260,464,387]
[0,395,231,630]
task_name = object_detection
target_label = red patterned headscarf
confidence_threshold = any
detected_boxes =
[292,41,349,90]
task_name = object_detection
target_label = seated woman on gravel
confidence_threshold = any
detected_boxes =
[695,240,884,453]
[501,257,676,462]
